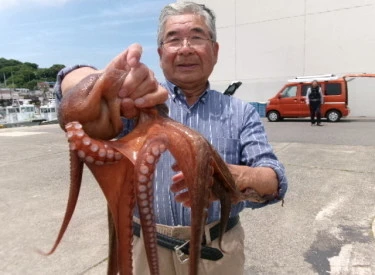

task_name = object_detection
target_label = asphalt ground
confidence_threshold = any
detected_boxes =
[0,117,374,275]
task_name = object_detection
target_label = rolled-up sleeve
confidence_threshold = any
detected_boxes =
[54,65,97,107]
[240,104,288,208]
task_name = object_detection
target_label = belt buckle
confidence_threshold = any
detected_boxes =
[174,240,190,264]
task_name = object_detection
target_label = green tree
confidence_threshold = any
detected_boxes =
[25,80,38,90]
[24,62,38,70]
[0,58,22,69]
[45,64,65,79]
[0,57,66,88]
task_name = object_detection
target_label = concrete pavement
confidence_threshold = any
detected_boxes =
[0,118,374,275]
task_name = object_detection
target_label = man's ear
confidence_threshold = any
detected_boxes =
[157,47,163,68]
[213,42,219,65]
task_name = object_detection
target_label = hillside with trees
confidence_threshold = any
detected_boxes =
[0,58,65,90]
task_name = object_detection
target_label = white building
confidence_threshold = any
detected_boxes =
[181,0,375,116]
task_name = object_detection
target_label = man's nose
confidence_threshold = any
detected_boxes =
[178,38,194,54]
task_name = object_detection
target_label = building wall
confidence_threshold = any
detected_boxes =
[182,0,375,116]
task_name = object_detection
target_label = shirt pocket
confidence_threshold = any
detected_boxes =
[208,137,241,164]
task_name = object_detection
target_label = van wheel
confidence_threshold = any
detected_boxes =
[267,111,280,122]
[326,110,341,122]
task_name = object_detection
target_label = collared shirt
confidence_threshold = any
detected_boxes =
[55,67,288,226]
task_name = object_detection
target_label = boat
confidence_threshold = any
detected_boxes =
[39,99,58,123]
[0,103,46,128]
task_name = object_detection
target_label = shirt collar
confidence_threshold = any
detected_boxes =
[164,79,211,104]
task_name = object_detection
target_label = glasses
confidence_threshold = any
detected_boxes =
[161,36,214,52]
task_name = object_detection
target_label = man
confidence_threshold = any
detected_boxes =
[306,80,324,126]
[55,2,287,274]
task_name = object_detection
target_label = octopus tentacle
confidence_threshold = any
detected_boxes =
[107,208,118,275]
[134,135,168,275]
[114,168,136,275]
[184,142,212,275]
[65,122,123,165]
[38,149,84,256]
[159,121,213,275]
[209,147,240,251]
[88,159,136,275]
[65,121,136,275]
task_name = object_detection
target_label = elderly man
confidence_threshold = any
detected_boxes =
[55,2,287,274]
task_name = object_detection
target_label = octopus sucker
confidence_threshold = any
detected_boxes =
[98,148,106,158]
[139,165,149,175]
[85,156,95,163]
[94,160,104,166]
[90,143,99,153]
[77,150,86,159]
[82,136,91,146]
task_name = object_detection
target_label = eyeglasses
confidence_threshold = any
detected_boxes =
[161,36,214,52]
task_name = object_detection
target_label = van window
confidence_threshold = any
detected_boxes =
[302,85,310,96]
[281,86,297,98]
[325,83,342,95]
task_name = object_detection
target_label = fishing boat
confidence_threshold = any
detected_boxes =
[0,103,46,128]
[39,99,58,123]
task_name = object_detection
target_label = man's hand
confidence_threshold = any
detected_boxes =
[170,164,280,206]
[59,44,168,139]
[104,44,168,118]
[170,172,219,207]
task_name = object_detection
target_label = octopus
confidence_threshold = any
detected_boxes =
[40,69,264,275]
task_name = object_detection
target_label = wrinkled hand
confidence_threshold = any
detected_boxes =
[59,44,168,139]
[171,164,279,206]
[105,44,168,118]
[170,172,218,207]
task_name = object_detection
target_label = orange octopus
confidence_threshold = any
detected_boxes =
[41,69,261,275]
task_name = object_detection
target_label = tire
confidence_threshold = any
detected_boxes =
[326,110,341,122]
[267,111,280,122]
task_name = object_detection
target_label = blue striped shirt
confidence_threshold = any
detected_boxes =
[55,66,287,226]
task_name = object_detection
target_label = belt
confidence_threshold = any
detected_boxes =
[133,215,239,261]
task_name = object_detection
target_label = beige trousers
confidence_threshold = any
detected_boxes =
[132,221,245,275]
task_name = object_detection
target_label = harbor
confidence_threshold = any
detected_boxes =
[0,87,58,129]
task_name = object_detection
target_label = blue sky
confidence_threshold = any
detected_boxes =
[0,0,172,80]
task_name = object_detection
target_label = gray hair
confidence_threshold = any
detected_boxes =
[157,1,217,46]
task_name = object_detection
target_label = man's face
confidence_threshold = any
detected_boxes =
[158,14,219,89]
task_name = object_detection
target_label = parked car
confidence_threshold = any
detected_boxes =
[266,73,375,122]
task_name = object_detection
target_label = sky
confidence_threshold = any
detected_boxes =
[0,0,173,80]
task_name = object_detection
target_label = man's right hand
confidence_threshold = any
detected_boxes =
[59,44,168,139]
[104,44,168,118]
